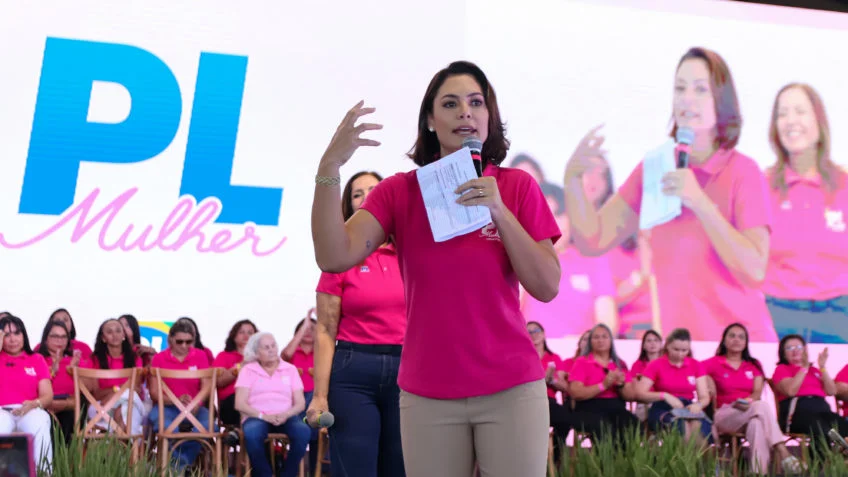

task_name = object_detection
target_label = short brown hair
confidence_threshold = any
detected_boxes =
[670,47,741,150]
[408,61,509,167]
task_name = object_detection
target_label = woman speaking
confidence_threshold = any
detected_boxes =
[310,61,561,477]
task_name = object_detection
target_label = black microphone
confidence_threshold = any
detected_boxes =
[675,127,695,169]
[462,136,483,178]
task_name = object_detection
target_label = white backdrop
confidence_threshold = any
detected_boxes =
[1,0,847,356]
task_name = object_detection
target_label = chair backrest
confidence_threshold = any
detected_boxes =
[73,366,141,438]
[150,367,218,437]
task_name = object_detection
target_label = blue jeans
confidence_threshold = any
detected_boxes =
[243,416,310,477]
[328,345,405,477]
[148,405,210,473]
[768,296,848,344]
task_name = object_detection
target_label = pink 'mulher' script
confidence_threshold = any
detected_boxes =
[0,188,287,256]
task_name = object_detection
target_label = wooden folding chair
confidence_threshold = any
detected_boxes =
[766,378,811,466]
[150,367,225,476]
[710,395,747,477]
[266,433,307,477]
[314,427,331,476]
[73,366,144,461]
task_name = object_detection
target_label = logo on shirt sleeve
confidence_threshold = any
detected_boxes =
[25,367,36,377]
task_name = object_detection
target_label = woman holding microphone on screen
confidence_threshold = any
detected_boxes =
[564,47,776,342]
[307,171,407,477]
[310,61,561,477]
[763,83,848,343]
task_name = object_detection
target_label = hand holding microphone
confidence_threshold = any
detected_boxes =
[305,397,335,429]
[661,127,708,211]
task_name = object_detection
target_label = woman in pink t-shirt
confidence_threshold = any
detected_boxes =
[214,319,257,427]
[36,320,86,444]
[0,315,53,468]
[564,47,775,342]
[636,328,713,446]
[705,324,801,475]
[628,330,662,421]
[174,317,215,366]
[771,334,848,457]
[763,83,848,344]
[235,332,310,477]
[311,62,561,477]
[526,321,571,467]
[522,157,618,338]
[87,318,145,435]
[568,324,638,448]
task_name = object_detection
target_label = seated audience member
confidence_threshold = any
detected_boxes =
[34,308,93,357]
[637,328,713,446]
[236,332,310,477]
[174,317,215,366]
[37,320,87,444]
[149,321,212,474]
[87,319,146,435]
[0,315,54,468]
[704,324,801,475]
[215,319,257,428]
[772,334,848,458]
[568,324,639,448]
[527,321,570,467]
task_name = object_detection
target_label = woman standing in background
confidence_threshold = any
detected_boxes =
[762,83,848,343]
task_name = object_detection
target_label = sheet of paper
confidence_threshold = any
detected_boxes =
[416,147,492,242]
[639,139,682,231]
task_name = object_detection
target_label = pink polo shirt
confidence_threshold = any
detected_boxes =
[606,246,652,337]
[834,364,848,416]
[702,356,763,408]
[316,244,405,346]
[288,348,314,393]
[619,148,776,342]
[361,164,561,399]
[0,352,50,406]
[763,168,848,300]
[522,247,615,339]
[35,339,92,357]
[642,355,704,400]
[212,350,244,401]
[86,354,144,389]
[568,354,630,399]
[46,355,92,396]
[630,358,650,380]
[771,364,827,402]
[151,348,209,399]
[541,351,564,398]
[235,360,303,420]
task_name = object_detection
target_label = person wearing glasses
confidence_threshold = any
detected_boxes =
[149,321,212,474]
[36,320,87,444]
[772,334,848,458]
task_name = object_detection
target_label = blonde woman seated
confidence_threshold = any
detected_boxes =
[235,332,311,477]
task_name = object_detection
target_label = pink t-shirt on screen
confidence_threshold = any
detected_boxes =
[567,354,630,399]
[763,168,848,300]
[151,348,209,400]
[702,356,763,408]
[213,350,244,401]
[541,351,564,399]
[86,354,144,389]
[316,244,406,346]
[834,364,848,416]
[235,360,303,420]
[289,348,314,393]
[0,352,50,406]
[619,149,776,342]
[360,164,561,399]
[771,364,827,402]
[606,246,653,336]
[642,355,704,400]
[522,247,615,339]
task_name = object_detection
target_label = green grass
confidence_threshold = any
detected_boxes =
[558,427,848,477]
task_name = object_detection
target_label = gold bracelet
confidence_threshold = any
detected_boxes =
[315,175,341,186]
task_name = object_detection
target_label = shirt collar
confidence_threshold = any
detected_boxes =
[784,166,823,187]
[695,148,733,175]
